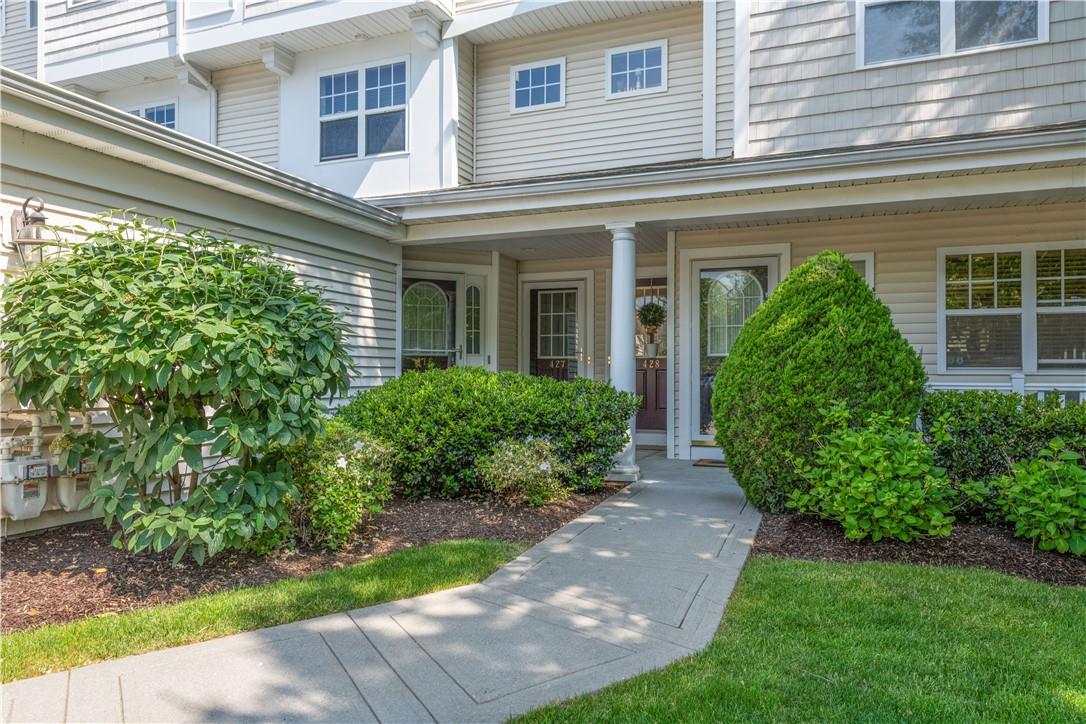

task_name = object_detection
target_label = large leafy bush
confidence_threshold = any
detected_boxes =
[475,438,573,506]
[712,250,926,512]
[788,404,955,542]
[990,440,1086,556]
[1,216,351,563]
[336,366,639,497]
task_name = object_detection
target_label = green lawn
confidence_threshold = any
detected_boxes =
[520,556,1086,724]
[1,539,523,683]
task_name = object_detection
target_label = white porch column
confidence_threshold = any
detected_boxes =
[606,222,640,482]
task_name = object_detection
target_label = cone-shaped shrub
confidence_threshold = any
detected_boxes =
[711,250,926,512]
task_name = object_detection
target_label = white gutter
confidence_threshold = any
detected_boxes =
[177,0,218,144]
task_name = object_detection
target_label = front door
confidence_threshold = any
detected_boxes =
[635,277,667,432]
[526,284,587,380]
[691,258,778,442]
[402,273,486,372]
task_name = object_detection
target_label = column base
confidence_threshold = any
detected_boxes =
[605,464,641,483]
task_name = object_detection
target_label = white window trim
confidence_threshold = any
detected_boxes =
[845,251,876,288]
[509,57,566,114]
[128,99,180,129]
[604,38,668,100]
[936,240,1083,375]
[316,57,410,164]
[856,0,1050,70]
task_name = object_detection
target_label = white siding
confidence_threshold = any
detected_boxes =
[474,4,703,181]
[715,0,734,155]
[243,0,320,20]
[747,0,1086,156]
[43,0,173,68]
[214,62,280,166]
[457,36,475,184]
[1,0,38,76]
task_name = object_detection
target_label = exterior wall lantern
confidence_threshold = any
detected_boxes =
[9,196,58,267]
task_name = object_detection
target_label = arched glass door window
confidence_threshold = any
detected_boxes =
[465,284,482,355]
[704,271,765,357]
[403,281,451,355]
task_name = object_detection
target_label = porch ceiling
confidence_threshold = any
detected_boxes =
[451,1,696,44]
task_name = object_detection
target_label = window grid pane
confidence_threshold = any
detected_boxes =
[1037,248,1086,308]
[514,63,562,109]
[945,252,1022,311]
[955,1,1038,51]
[610,45,664,95]
[864,0,941,64]
[537,291,577,358]
[466,285,481,356]
[403,283,450,354]
[365,62,407,110]
[143,104,176,129]
[319,71,358,117]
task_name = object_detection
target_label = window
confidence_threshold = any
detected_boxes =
[703,270,766,357]
[858,1,1046,67]
[402,282,450,354]
[846,252,876,288]
[511,58,564,112]
[364,61,406,155]
[939,244,1084,372]
[466,284,482,356]
[319,70,359,161]
[28,0,38,28]
[537,290,577,358]
[606,41,666,98]
[129,103,177,129]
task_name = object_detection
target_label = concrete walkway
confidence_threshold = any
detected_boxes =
[2,452,760,723]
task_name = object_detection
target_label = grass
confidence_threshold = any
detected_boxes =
[1,538,523,683]
[520,556,1086,724]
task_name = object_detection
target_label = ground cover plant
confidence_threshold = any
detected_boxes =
[518,556,1086,723]
[0,540,521,682]
[337,366,639,497]
[1,215,351,563]
[712,250,926,512]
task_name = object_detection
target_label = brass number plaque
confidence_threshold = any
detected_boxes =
[644,358,662,369]
[548,359,567,369]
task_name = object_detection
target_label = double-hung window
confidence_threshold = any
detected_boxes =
[319,70,359,161]
[364,61,407,156]
[606,40,667,98]
[129,103,177,129]
[511,58,564,112]
[319,61,406,161]
[939,244,1085,372]
[858,1,1047,67]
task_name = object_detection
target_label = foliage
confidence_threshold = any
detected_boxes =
[278,418,393,550]
[475,438,573,506]
[920,389,1086,483]
[636,301,666,330]
[711,250,927,512]
[990,439,1086,556]
[337,366,640,497]
[1,540,523,683]
[0,215,352,563]
[517,557,1086,724]
[788,404,954,542]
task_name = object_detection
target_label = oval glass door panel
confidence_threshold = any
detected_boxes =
[402,278,456,371]
[699,266,769,436]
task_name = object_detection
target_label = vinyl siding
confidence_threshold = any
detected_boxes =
[457,37,475,184]
[474,4,703,182]
[214,62,280,166]
[43,0,173,68]
[715,0,734,155]
[2,0,38,76]
[673,202,1086,451]
[244,0,320,20]
[497,253,517,371]
[747,0,1086,156]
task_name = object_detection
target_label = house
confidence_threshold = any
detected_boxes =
[2,1,1084,530]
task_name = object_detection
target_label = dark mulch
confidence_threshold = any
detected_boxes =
[755,512,1086,587]
[0,485,623,634]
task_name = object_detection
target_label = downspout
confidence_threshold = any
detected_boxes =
[176,0,217,144]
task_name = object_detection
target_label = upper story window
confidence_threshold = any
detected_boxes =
[319,61,407,162]
[939,243,1084,372]
[606,41,667,98]
[858,1,1047,67]
[510,58,564,112]
[130,103,176,129]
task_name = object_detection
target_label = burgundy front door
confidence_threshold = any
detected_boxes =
[636,357,667,431]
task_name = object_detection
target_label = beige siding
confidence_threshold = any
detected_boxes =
[715,0,734,155]
[457,37,475,184]
[474,5,703,182]
[214,63,280,166]
[2,0,38,76]
[497,253,518,371]
[43,0,173,67]
[747,0,1086,156]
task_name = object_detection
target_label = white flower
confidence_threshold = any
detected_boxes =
[353,440,365,452]
[336,456,348,469]
[539,461,552,472]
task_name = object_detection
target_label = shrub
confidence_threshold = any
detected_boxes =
[712,250,927,512]
[921,390,1086,483]
[279,418,393,550]
[475,438,573,506]
[991,439,1086,556]
[0,215,352,563]
[336,367,639,497]
[788,404,955,542]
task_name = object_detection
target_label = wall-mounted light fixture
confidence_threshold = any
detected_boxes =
[9,197,57,266]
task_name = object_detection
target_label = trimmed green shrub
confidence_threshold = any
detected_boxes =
[336,367,639,497]
[712,250,927,512]
[788,404,954,542]
[920,390,1086,483]
[991,439,1086,556]
[277,418,393,550]
[475,438,573,506]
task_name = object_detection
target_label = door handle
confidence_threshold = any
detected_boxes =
[456,344,463,359]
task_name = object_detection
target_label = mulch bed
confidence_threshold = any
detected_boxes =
[754,512,1086,587]
[0,485,623,634]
